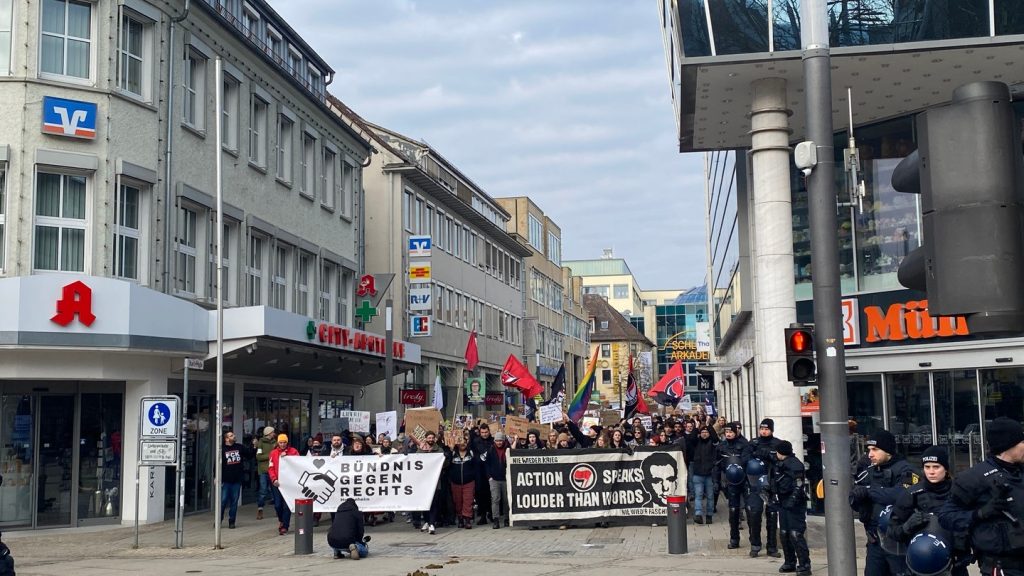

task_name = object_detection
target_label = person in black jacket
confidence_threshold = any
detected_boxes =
[718,422,751,548]
[939,417,1024,576]
[850,429,919,576]
[485,432,511,529]
[691,425,719,524]
[774,441,811,576]
[747,418,784,558]
[447,432,477,529]
[220,431,251,529]
[327,498,370,560]
[469,423,495,525]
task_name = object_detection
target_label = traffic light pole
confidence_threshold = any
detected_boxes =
[801,2,857,576]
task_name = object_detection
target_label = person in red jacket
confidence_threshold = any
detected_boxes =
[268,434,299,535]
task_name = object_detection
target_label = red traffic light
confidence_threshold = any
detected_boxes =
[788,329,812,353]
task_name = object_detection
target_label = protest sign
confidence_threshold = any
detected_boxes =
[601,409,622,426]
[336,410,371,434]
[538,404,562,425]
[504,415,530,439]
[375,411,397,440]
[639,415,653,432]
[279,453,445,512]
[405,408,442,441]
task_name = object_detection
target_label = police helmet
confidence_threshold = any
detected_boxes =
[746,458,766,476]
[906,532,952,576]
[877,505,905,555]
[725,463,746,486]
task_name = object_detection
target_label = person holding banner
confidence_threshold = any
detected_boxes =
[268,434,299,535]
[448,432,478,529]
[415,432,449,535]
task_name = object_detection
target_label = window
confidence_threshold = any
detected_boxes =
[436,210,445,248]
[452,219,460,257]
[248,94,267,165]
[300,132,316,197]
[402,191,413,232]
[247,235,264,305]
[265,26,282,60]
[601,343,611,358]
[184,50,206,129]
[321,148,335,209]
[462,227,471,262]
[34,172,86,271]
[276,113,293,182]
[40,0,92,79]
[424,205,434,237]
[0,0,12,75]
[296,252,311,315]
[320,261,336,321]
[527,214,544,252]
[414,198,423,233]
[0,171,5,269]
[308,66,323,95]
[434,283,443,318]
[340,161,354,217]
[600,320,609,330]
[547,232,561,265]
[287,47,302,77]
[613,284,629,299]
[446,216,454,253]
[118,11,150,98]
[221,75,239,150]
[174,205,198,293]
[602,369,612,384]
[444,289,452,324]
[338,268,353,326]
[114,183,141,279]
[585,285,610,298]
[241,3,259,38]
[270,244,288,309]
[207,220,233,304]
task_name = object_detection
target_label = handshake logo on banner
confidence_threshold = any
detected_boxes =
[298,469,339,504]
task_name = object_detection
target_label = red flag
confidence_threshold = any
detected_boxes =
[648,360,685,406]
[464,330,479,371]
[501,355,543,399]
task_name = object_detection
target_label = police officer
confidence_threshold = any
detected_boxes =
[888,446,969,576]
[747,418,784,558]
[939,417,1024,576]
[850,429,919,576]
[774,440,811,576]
[718,422,751,549]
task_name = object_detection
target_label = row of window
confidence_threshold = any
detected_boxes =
[563,313,589,343]
[174,202,355,324]
[529,268,564,312]
[584,284,631,299]
[536,324,564,361]
[430,281,522,346]
[471,196,505,229]
[402,190,522,290]
[525,213,562,266]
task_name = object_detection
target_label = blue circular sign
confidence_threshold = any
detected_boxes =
[148,402,171,427]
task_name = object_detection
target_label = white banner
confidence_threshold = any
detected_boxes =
[538,403,562,424]
[336,410,371,433]
[279,453,445,513]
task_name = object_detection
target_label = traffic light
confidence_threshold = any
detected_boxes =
[785,324,816,384]
[893,81,1024,333]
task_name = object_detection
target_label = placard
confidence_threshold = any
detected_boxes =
[600,409,622,426]
[539,403,562,425]
[504,415,530,439]
[405,408,442,441]
[375,411,398,440]
[336,410,371,434]
[639,415,653,432]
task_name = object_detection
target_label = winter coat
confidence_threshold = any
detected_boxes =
[327,498,364,549]
[691,432,720,477]
[256,436,276,474]
[449,449,478,485]
[0,540,13,576]
[484,442,509,482]
[267,445,300,483]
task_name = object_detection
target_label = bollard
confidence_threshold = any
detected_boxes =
[667,495,688,554]
[294,498,314,555]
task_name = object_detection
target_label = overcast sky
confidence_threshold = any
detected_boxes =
[270,0,706,291]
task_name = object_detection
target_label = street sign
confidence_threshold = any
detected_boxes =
[409,287,432,311]
[410,315,432,337]
[185,358,204,370]
[140,396,179,438]
[140,439,179,465]
[408,262,431,284]
[408,235,432,258]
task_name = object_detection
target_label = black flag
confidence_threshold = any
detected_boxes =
[543,364,566,408]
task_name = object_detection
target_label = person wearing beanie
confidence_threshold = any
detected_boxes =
[939,417,1024,576]
[850,429,918,576]
[268,433,299,535]
[773,440,811,576]
[253,425,278,520]
[717,419,751,548]
[887,446,968,576]
[747,417,785,558]
[485,431,510,529]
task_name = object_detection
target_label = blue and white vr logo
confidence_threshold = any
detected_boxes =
[42,96,97,139]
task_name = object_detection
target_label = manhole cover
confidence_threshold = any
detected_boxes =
[587,538,624,544]
[390,542,438,548]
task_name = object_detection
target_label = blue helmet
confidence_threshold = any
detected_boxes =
[878,505,906,555]
[906,532,952,576]
[746,458,766,476]
[725,463,746,486]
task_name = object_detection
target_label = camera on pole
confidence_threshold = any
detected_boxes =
[892,81,1024,333]
[784,324,816,384]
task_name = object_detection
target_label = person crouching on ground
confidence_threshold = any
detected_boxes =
[328,497,370,560]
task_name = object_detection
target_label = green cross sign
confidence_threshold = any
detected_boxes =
[355,299,378,323]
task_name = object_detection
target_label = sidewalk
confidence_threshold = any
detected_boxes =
[4,508,860,576]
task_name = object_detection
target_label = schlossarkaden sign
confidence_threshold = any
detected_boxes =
[278,453,444,513]
[507,447,686,524]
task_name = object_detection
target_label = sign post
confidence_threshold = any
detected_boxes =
[134,395,180,549]
[175,358,203,548]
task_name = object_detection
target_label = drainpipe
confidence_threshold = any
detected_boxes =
[163,0,191,293]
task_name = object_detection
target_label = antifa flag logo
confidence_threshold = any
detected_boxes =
[569,463,597,492]
[624,382,637,404]
[501,369,519,386]
[660,376,684,404]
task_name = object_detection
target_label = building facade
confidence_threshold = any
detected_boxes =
[0,0,425,530]
[582,294,656,409]
[354,123,530,418]
[660,1,1024,479]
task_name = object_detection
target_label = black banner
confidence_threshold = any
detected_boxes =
[507,447,686,523]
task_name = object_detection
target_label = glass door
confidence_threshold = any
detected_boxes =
[77,393,124,523]
[0,394,33,528]
[886,372,931,470]
[933,370,982,475]
[36,395,76,527]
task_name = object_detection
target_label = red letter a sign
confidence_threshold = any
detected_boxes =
[51,280,96,327]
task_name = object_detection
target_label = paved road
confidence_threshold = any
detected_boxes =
[4,508,856,576]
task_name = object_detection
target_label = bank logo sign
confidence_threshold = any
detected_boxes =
[42,96,97,139]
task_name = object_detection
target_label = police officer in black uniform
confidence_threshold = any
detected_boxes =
[888,446,969,576]
[718,422,751,549]
[939,417,1024,576]
[774,440,811,576]
[850,429,919,576]
[748,418,784,558]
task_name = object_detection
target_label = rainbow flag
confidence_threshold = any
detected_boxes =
[567,348,599,423]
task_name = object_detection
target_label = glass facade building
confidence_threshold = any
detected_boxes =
[655,287,711,398]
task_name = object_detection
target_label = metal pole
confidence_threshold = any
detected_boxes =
[133,463,141,548]
[801,3,856,576]
[175,366,189,548]
[214,56,225,550]
[385,299,394,411]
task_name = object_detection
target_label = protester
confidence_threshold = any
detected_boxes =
[268,433,300,535]
[416,431,448,534]
[486,432,511,529]
[220,430,249,529]
[691,425,718,524]
[526,430,543,450]
[254,426,276,520]
[327,498,370,560]
[470,423,495,525]
[448,431,477,529]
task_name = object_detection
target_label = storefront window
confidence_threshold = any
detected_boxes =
[792,166,855,300]
[933,371,982,475]
[981,367,1024,424]
[886,372,931,470]
[77,393,123,522]
[0,394,33,527]
[848,375,884,439]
